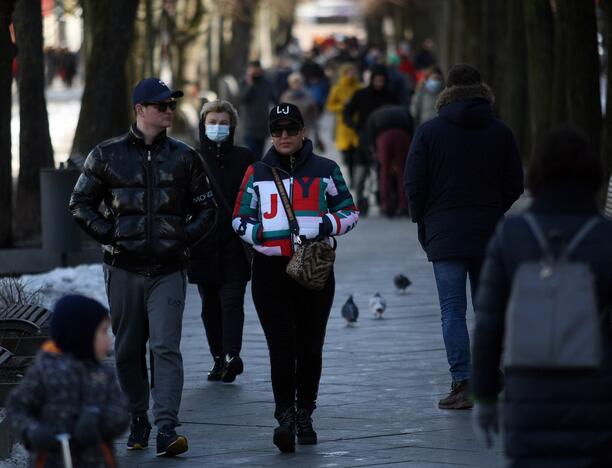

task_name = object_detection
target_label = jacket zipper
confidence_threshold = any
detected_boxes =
[289,153,296,248]
[145,149,153,268]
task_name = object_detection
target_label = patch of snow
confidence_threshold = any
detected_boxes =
[0,443,27,468]
[20,263,107,310]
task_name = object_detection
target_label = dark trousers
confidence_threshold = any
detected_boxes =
[341,147,356,189]
[251,253,335,412]
[376,128,411,216]
[197,282,247,358]
[104,265,186,428]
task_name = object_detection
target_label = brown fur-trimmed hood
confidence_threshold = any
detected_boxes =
[435,83,495,111]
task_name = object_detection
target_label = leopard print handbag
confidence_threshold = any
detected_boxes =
[286,236,336,290]
[270,167,336,290]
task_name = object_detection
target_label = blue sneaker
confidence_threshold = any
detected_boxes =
[156,426,188,457]
[126,416,151,450]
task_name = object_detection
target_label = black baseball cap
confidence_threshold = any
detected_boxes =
[269,103,304,128]
[132,77,183,106]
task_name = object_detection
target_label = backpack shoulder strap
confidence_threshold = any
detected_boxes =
[561,217,601,260]
[523,213,554,263]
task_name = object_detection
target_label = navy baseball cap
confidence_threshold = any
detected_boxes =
[132,77,183,106]
[269,103,304,128]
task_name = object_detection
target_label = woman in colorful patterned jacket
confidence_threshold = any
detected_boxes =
[232,103,358,453]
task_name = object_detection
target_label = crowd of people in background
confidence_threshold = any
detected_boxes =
[235,35,444,218]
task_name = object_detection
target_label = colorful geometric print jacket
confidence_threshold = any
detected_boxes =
[232,139,359,257]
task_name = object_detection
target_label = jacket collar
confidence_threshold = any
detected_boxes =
[435,83,495,111]
[128,123,167,150]
[262,139,313,173]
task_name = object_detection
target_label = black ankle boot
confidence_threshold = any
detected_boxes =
[207,356,222,381]
[273,406,295,453]
[296,408,317,445]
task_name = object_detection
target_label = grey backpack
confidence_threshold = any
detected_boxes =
[504,213,602,369]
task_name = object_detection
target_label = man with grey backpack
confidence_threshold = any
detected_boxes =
[472,126,612,466]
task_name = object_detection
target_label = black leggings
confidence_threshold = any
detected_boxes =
[197,281,247,358]
[251,253,335,412]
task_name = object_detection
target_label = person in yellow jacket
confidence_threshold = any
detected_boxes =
[326,63,361,187]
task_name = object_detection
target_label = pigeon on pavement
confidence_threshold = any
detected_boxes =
[341,295,359,326]
[369,292,386,319]
[394,274,412,294]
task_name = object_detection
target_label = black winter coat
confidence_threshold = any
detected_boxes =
[343,85,398,134]
[404,95,524,261]
[7,347,129,467]
[187,131,255,285]
[473,187,612,467]
[366,105,414,149]
[70,125,217,276]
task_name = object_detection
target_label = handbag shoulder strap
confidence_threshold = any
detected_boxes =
[270,167,300,237]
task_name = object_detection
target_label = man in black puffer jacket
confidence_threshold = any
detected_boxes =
[69,77,217,457]
[404,64,524,410]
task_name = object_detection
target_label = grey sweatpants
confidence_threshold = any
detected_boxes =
[104,265,186,429]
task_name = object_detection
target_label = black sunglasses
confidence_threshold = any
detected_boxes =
[142,100,177,112]
[270,124,301,137]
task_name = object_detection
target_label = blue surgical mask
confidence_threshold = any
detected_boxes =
[205,124,230,142]
[425,78,442,94]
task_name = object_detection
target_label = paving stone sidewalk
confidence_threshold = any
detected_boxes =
[114,213,505,467]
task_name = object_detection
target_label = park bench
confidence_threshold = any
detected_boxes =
[0,304,50,355]
[0,345,33,405]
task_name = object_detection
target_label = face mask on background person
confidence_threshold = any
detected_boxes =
[205,124,231,142]
[425,78,442,93]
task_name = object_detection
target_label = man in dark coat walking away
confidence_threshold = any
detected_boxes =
[188,100,255,384]
[404,64,524,409]
[70,77,217,457]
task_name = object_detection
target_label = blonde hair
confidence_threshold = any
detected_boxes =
[200,100,239,127]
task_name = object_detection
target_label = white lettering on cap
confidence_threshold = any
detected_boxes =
[276,105,290,115]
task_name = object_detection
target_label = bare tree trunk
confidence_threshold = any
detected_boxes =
[13,0,54,242]
[448,0,464,70]
[524,0,554,156]
[557,0,601,156]
[223,1,257,79]
[497,0,529,161]
[458,0,483,70]
[0,0,16,246]
[481,0,506,89]
[70,0,139,165]
[551,0,568,121]
[602,0,612,177]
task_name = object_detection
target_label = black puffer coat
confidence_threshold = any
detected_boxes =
[70,125,217,276]
[404,86,524,261]
[7,346,129,468]
[187,129,255,285]
[472,186,612,467]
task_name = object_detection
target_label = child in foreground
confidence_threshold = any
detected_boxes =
[7,294,129,467]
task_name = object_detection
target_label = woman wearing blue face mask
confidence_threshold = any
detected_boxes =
[411,66,445,128]
[187,100,256,383]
